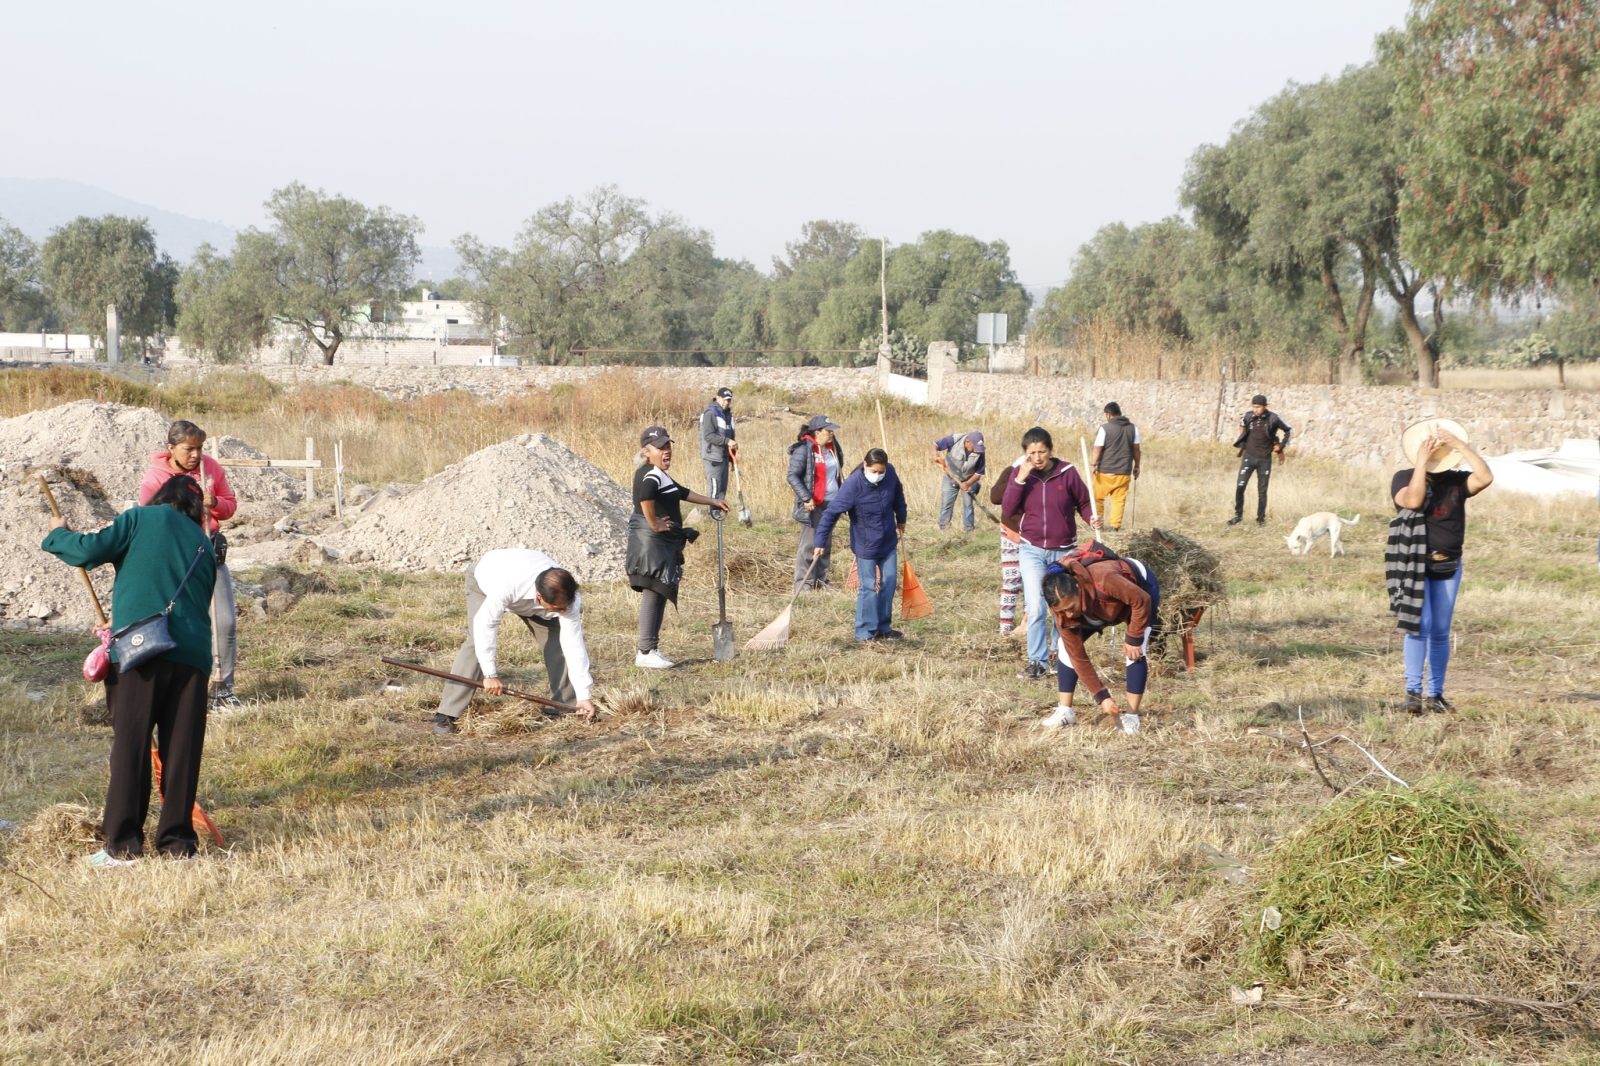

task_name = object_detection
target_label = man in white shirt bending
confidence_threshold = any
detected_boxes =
[432,548,597,735]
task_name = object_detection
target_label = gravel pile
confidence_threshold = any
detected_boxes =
[0,401,302,626]
[332,433,632,582]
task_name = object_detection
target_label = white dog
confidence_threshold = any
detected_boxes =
[1285,512,1360,557]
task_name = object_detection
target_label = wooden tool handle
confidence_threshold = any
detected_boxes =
[38,475,109,627]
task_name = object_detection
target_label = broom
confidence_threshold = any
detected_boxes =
[746,558,819,651]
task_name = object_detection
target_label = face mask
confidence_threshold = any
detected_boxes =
[864,470,885,485]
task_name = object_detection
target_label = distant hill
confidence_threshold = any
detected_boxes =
[0,177,237,261]
[0,177,460,278]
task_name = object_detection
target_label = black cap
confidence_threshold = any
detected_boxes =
[639,425,672,449]
[1251,394,1268,406]
[715,387,734,400]
[806,414,840,433]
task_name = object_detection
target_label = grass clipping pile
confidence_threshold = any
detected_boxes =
[1122,527,1225,653]
[1246,786,1549,984]
[336,433,632,582]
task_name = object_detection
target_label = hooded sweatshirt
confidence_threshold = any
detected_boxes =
[1000,458,1092,550]
[138,451,237,535]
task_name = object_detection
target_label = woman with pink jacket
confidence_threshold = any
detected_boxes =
[138,420,241,709]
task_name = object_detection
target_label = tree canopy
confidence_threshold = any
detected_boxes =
[39,215,176,348]
[1388,0,1600,294]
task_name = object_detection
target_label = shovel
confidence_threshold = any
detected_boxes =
[712,512,735,660]
[730,453,752,527]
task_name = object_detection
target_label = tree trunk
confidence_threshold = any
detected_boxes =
[1394,295,1438,387]
[321,339,339,365]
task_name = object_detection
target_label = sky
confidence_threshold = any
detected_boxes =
[3,0,1412,288]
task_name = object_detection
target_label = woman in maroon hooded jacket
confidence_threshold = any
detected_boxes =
[1000,426,1097,680]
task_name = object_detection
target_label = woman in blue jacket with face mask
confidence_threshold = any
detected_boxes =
[813,448,909,641]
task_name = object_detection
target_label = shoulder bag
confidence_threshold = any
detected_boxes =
[110,542,210,673]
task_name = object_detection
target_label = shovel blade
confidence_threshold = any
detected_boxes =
[738,507,752,527]
[713,621,736,660]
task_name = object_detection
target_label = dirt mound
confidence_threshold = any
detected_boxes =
[0,402,303,626]
[334,433,632,582]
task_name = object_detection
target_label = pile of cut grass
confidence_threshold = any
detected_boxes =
[1246,784,1550,983]
[1122,526,1226,643]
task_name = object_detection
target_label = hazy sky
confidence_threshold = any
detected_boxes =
[5,0,1411,285]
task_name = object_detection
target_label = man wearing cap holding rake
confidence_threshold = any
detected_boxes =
[932,430,985,532]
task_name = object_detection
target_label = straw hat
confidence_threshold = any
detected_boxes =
[1401,418,1469,472]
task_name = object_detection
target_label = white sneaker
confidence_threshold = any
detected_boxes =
[1039,706,1076,728]
[1118,713,1141,735]
[634,650,676,669]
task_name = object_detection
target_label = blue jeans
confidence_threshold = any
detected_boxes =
[855,549,898,640]
[1403,566,1462,697]
[938,476,977,531]
[1019,542,1070,665]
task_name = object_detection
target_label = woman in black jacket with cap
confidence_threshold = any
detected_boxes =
[627,425,729,668]
[785,413,844,590]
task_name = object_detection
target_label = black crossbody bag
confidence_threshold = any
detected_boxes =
[109,543,209,673]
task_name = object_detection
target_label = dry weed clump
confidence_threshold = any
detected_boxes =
[1247,784,1550,984]
[1122,526,1227,644]
[15,802,100,858]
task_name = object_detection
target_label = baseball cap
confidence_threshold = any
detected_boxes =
[805,414,840,433]
[1251,394,1268,406]
[639,425,672,449]
[715,387,734,400]
[964,431,985,453]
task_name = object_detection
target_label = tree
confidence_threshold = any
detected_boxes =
[1032,221,1196,344]
[0,218,55,332]
[39,215,177,351]
[1388,0,1600,294]
[243,184,422,364]
[175,243,274,362]
[1184,65,1443,384]
[456,186,723,364]
[888,231,1031,361]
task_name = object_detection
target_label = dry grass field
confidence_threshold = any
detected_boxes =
[2,368,1598,1064]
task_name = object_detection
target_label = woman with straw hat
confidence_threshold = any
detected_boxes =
[1387,419,1493,714]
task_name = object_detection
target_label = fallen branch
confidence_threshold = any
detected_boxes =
[1298,706,1340,795]
[3,867,59,904]
[1416,988,1586,1012]
[1309,734,1410,789]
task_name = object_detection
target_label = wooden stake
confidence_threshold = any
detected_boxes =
[304,437,315,499]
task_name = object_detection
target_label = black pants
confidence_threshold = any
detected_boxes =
[1234,454,1273,521]
[638,588,669,653]
[103,658,209,858]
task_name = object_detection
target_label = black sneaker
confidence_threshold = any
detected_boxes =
[1404,690,1424,715]
[1227,516,1242,526]
[877,628,905,641]
[431,713,458,735]
[1426,695,1456,714]
[1255,517,1266,527]
[1018,661,1050,681]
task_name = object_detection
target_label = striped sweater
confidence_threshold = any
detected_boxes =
[1384,509,1427,634]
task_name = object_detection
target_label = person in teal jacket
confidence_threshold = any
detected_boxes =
[41,476,217,864]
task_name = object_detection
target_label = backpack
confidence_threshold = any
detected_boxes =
[1045,541,1138,634]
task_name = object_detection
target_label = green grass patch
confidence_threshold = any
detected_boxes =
[1246,783,1550,983]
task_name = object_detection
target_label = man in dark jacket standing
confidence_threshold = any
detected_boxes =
[1230,394,1292,526]
[699,387,738,499]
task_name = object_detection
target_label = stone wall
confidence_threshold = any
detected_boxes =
[220,363,878,402]
[934,372,1600,466]
[168,360,1598,465]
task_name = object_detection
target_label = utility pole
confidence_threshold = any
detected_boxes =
[879,237,890,363]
